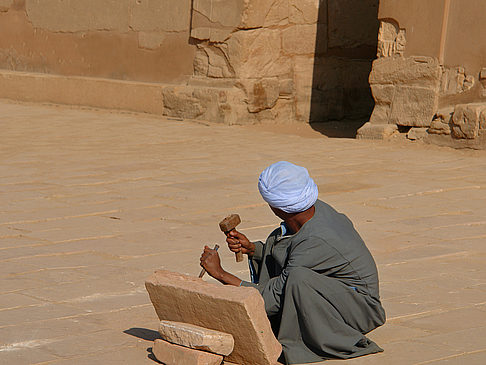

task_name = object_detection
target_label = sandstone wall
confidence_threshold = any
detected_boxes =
[0,0,379,125]
[359,0,486,148]
[0,0,195,83]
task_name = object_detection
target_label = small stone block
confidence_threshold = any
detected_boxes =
[145,270,281,365]
[480,68,486,80]
[159,320,234,356]
[407,127,428,140]
[356,123,398,140]
[153,339,223,365]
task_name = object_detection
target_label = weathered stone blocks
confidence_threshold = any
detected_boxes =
[407,127,428,141]
[440,67,474,95]
[145,270,281,365]
[25,0,130,32]
[161,85,247,125]
[153,339,223,365]
[159,321,234,356]
[282,25,317,55]
[227,29,287,79]
[451,103,486,139]
[369,56,441,88]
[289,0,320,24]
[367,56,441,128]
[191,0,245,42]
[389,86,439,127]
[356,123,398,140]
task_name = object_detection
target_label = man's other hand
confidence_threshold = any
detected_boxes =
[226,230,255,257]
[200,245,224,280]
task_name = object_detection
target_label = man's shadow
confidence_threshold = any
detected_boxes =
[124,327,161,363]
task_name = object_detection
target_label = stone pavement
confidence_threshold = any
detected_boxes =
[0,100,485,365]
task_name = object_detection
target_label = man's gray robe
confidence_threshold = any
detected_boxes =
[241,200,386,364]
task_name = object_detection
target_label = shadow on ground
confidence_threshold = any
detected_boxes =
[124,327,161,341]
[310,120,369,138]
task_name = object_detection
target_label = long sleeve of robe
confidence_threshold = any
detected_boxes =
[241,200,386,364]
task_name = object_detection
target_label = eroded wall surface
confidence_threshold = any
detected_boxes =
[0,0,379,125]
[360,0,486,148]
[0,0,195,83]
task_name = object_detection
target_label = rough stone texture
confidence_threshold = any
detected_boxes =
[389,86,439,127]
[191,0,290,41]
[158,320,234,356]
[356,123,398,140]
[377,19,406,58]
[0,70,252,125]
[369,56,441,88]
[368,56,441,129]
[145,270,282,365]
[129,0,191,33]
[428,108,453,135]
[162,85,247,125]
[237,78,280,113]
[289,0,319,24]
[407,127,428,141]
[0,0,12,12]
[191,0,245,42]
[480,108,486,130]
[1,0,382,127]
[25,0,130,32]
[226,29,287,79]
[193,44,235,79]
[451,103,486,139]
[152,339,223,365]
[242,0,289,28]
[440,67,475,95]
[282,24,317,55]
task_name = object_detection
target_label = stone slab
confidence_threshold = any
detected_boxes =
[159,320,234,356]
[451,103,486,139]
[389,86,438,127]
[357,123,398,140]
[145,270,281,365]
[0,70,165,115]
[369,56,441,87]
[152,339,223,365]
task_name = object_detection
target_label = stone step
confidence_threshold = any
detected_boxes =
[159,320,234,356]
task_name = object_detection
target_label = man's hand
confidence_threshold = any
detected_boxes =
[226,230,255,257]
[200,245,224,280]
[199,246,242,286]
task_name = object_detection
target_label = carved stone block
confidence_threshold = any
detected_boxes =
[145,270,281,365]
[152,339,223,365]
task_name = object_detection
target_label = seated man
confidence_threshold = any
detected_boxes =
[200,161,386,364]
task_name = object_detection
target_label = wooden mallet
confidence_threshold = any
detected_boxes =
[219,214,244,262]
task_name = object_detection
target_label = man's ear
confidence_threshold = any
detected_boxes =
[270,205,287,220]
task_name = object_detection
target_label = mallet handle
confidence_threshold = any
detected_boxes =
[235,250,244,262]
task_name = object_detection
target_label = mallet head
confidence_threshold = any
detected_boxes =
[219,214,243,262]
[219,214,241,233]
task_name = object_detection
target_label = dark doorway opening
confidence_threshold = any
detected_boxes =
[309,0,380,138]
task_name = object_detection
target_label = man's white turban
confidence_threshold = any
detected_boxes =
[258,161,318,213]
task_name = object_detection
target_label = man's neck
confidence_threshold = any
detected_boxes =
[284,205,315,234]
